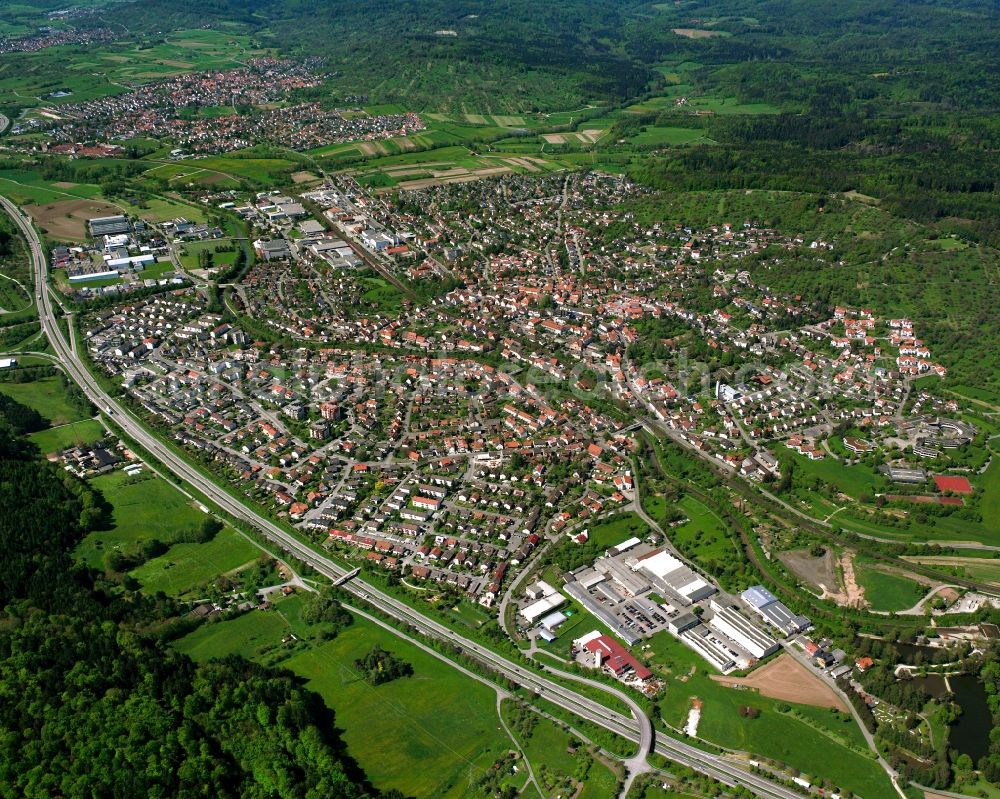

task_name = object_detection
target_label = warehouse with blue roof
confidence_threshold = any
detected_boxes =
[740,585,811,637]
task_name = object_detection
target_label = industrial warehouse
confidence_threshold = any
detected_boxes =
[541,536,811,675]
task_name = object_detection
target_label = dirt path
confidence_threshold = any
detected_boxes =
[831,550,868,609]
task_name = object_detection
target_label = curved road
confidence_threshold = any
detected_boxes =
[4,194,814,799]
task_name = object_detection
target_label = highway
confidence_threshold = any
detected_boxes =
[3,194,811,799]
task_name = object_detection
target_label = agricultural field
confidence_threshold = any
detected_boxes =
[0,166,204,239]
[129,528,262,596]
[75,469,216,569]
[685,97,780,114]
[0,168,103,203]
[345,145,570,191]
[711,654,847,710]
[117,194,207,223]
[27,198,128,241]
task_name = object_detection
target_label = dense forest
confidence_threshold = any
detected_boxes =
[0,401,397,799]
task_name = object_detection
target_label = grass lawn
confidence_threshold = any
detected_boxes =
[28,418,106,453]
[183,156,293,185]
[536,599,614,653]
[175,607,293,661]
[853,561,927,612]
[75,470,211,569]
[790,451,882,501]
[130,528,262,596]
[669,494,738,562]
[835,508,1000,547]
[137,260,178,280]
[980,459,1000,531]
[907,556,1000,588]
[445,598,493,630]
[646,633,893,799]
[0,374,88,425]
[178,240,239,270]
[586,512,649,551]
[638,789,701,799]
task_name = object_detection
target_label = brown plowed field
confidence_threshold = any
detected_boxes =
[711,653,848,711]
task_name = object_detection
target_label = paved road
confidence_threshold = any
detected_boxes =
[2,194,813,799]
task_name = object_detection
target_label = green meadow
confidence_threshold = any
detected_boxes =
[130,529,262,596]
[75,470,210,569]
[28,418,106,453]
[500,698,621,798]
[0,374,88,425]
[177,605,511,799]
[645,634,894,799]
[853,560,927,613]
